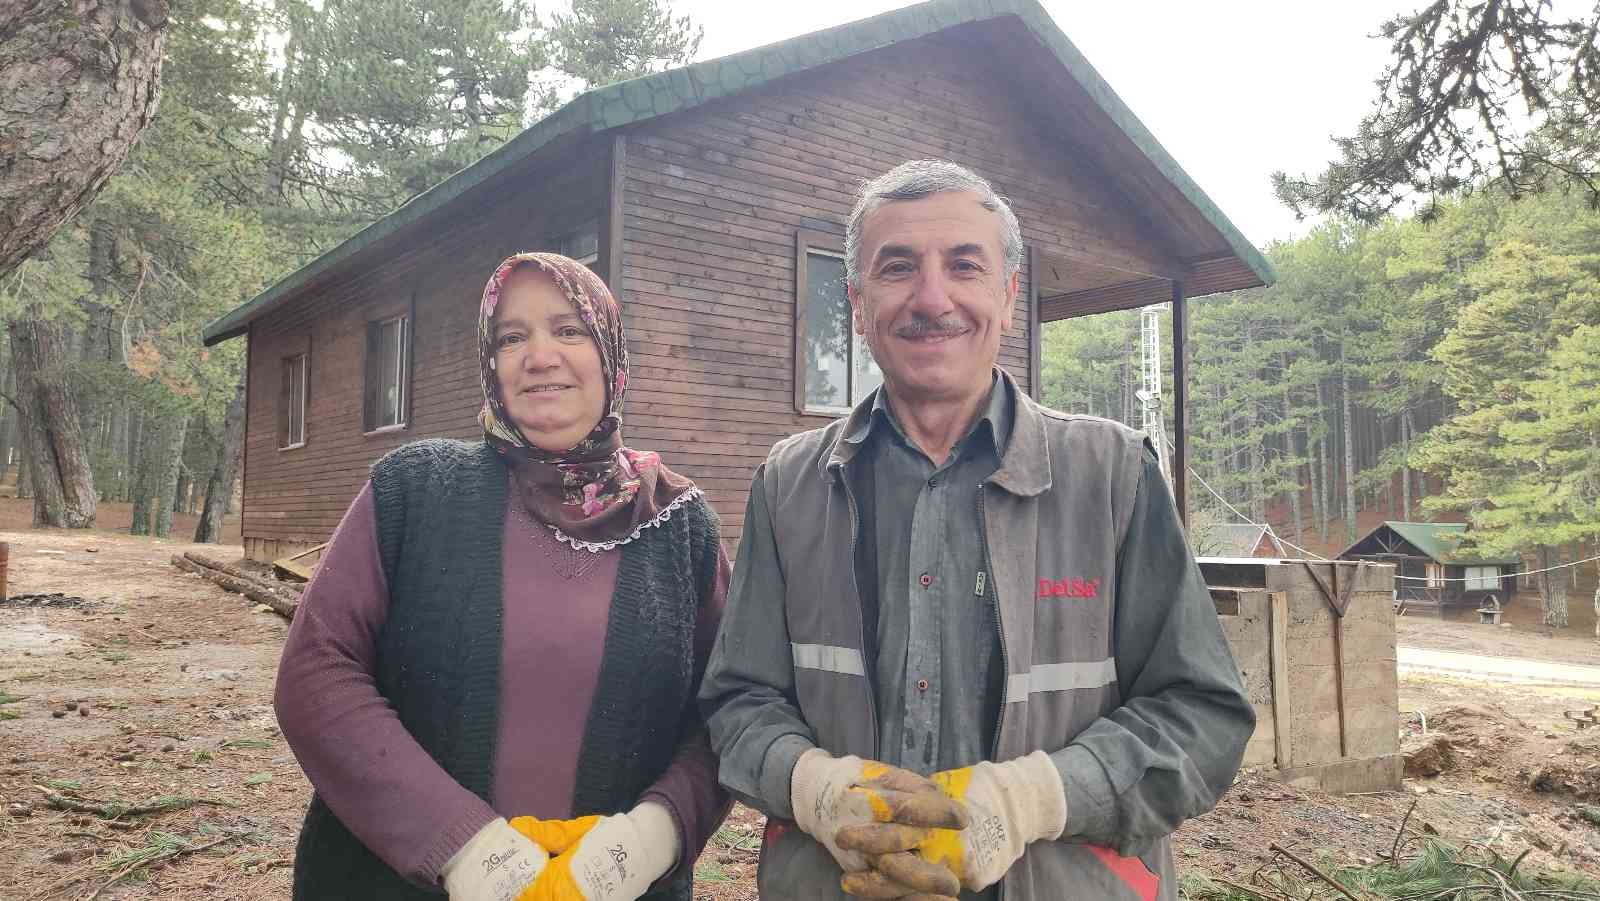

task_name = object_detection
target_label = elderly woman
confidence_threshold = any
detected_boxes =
[274,253,730,901]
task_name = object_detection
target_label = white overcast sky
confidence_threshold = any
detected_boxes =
[671,0,1411,247]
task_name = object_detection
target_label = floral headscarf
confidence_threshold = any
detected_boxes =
[478,252,698,551]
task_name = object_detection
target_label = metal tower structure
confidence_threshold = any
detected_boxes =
[1138,303,1171,483]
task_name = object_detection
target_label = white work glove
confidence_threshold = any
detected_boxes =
[442,817,549,901]
[900,750,1067,892]
[790,748,968,897]
[512,801,679,901]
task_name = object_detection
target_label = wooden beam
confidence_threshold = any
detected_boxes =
[242,322,253,543]
[1038,276,1171,322]
[1171,279,1189,525]
[600,133,627,294]
[1027,244,1041,400]
[1269,590,1292,770]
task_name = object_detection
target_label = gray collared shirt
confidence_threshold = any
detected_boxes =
[843,373,1011,776]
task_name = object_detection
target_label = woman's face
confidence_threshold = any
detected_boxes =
[491,269,607,453]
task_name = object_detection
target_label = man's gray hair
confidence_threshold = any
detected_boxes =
[843,159,1024,288]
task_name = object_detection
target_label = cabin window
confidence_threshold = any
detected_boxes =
[364,314,410,432]
[1425,564,1445,588]
[557,224,600,268]
[279,352,308,449]
[1463,566,1499,591]
[795,231,882,415]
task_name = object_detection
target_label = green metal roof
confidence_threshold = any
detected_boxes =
[1379,522,1521,567]
[203,0,1276,345]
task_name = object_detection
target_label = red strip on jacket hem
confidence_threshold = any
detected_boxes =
[1086,844,1160,901]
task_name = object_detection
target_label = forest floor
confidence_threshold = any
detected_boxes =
[2,526,1599,900]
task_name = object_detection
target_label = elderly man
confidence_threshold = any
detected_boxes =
[699,159,1253,901]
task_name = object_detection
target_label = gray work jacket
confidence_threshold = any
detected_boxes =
[700,370,1253,901]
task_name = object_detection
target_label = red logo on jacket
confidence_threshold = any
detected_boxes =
[1037,577,1101,599]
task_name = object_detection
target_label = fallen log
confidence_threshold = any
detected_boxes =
[171,555,297,619]
[184,552,303,594]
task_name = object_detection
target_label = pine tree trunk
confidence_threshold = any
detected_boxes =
[173,466,190,518]
[195,378,245,543]
[125,409,143,504]
[129,425,151,535]
[1315,382,1331,543]
[1340,344,1358,543]
[1592,559,1599,642]
[0,361,14,484]
[15,438,31,499]
[8,313,96,527]
[149,416,186,538]
[107,406,128,500]
[1400,407,1415,520]
[1280,357,1305,550]
[0,0,169,278]
[1538,547,1568,628]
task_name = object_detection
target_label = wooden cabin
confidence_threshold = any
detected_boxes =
[201,0,1272,560]
[1217,524,1287,559]
[1338,521,1520,611]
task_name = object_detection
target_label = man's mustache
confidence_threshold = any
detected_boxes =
[892,316,968,339]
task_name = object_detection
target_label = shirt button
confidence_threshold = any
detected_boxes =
[927,475,939,488]
[919,573,932,588]
[916,679,929,692]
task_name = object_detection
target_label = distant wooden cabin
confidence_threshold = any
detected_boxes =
[1217,524,1286,559]
[202,0,1272,561]
[1338,522,1520,610]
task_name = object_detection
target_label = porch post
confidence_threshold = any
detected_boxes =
[1171,279,1189,526]
[1027,245,1041,400]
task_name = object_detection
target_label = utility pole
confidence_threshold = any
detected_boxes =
[1138,302,1171,485]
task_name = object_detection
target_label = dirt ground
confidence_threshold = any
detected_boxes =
[3,528,1599,900]
[1396,615,1600,668]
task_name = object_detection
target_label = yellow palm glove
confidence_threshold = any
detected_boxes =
[442,817,550,901]
[789,748,970,877]
[861,751,1066,892]
[509,803,678,901]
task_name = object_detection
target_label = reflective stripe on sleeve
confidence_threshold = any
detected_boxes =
[790,643,866,676]
[1005,659,1118,703]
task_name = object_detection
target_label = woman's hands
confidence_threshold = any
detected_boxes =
[442,817,550,901]
[506,802,680,901]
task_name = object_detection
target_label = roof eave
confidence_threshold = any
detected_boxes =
[205,0,1271,344]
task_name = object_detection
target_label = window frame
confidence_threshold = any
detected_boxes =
[794,229,880,417]
[556,223,600,268]
[362,310,412,435]
[1463,565,1500,592]
[279,350,309,451]
[1424,563,1446,589]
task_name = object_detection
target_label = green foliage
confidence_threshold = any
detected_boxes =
[1274,0,1600,222]
[1415,193,1600,560]
[309,0,545,208]
[1042,188,1600,565]
[548,0,704,89]
[5,0,705,523]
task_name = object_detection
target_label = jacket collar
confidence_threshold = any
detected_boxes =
[821,368,1052,497]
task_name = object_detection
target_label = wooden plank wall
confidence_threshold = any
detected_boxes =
[240,33,1191,552]
[241,148,609,555]
[618,35,1186,539]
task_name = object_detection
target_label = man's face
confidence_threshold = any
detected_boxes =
[848,190,1018,407]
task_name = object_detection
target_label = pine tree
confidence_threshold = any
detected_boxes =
[309,0,546,210]
[547,0,703,88]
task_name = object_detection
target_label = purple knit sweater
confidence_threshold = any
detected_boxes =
[274,482,730,886]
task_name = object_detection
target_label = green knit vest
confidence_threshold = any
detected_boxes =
[292,439,715,900]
